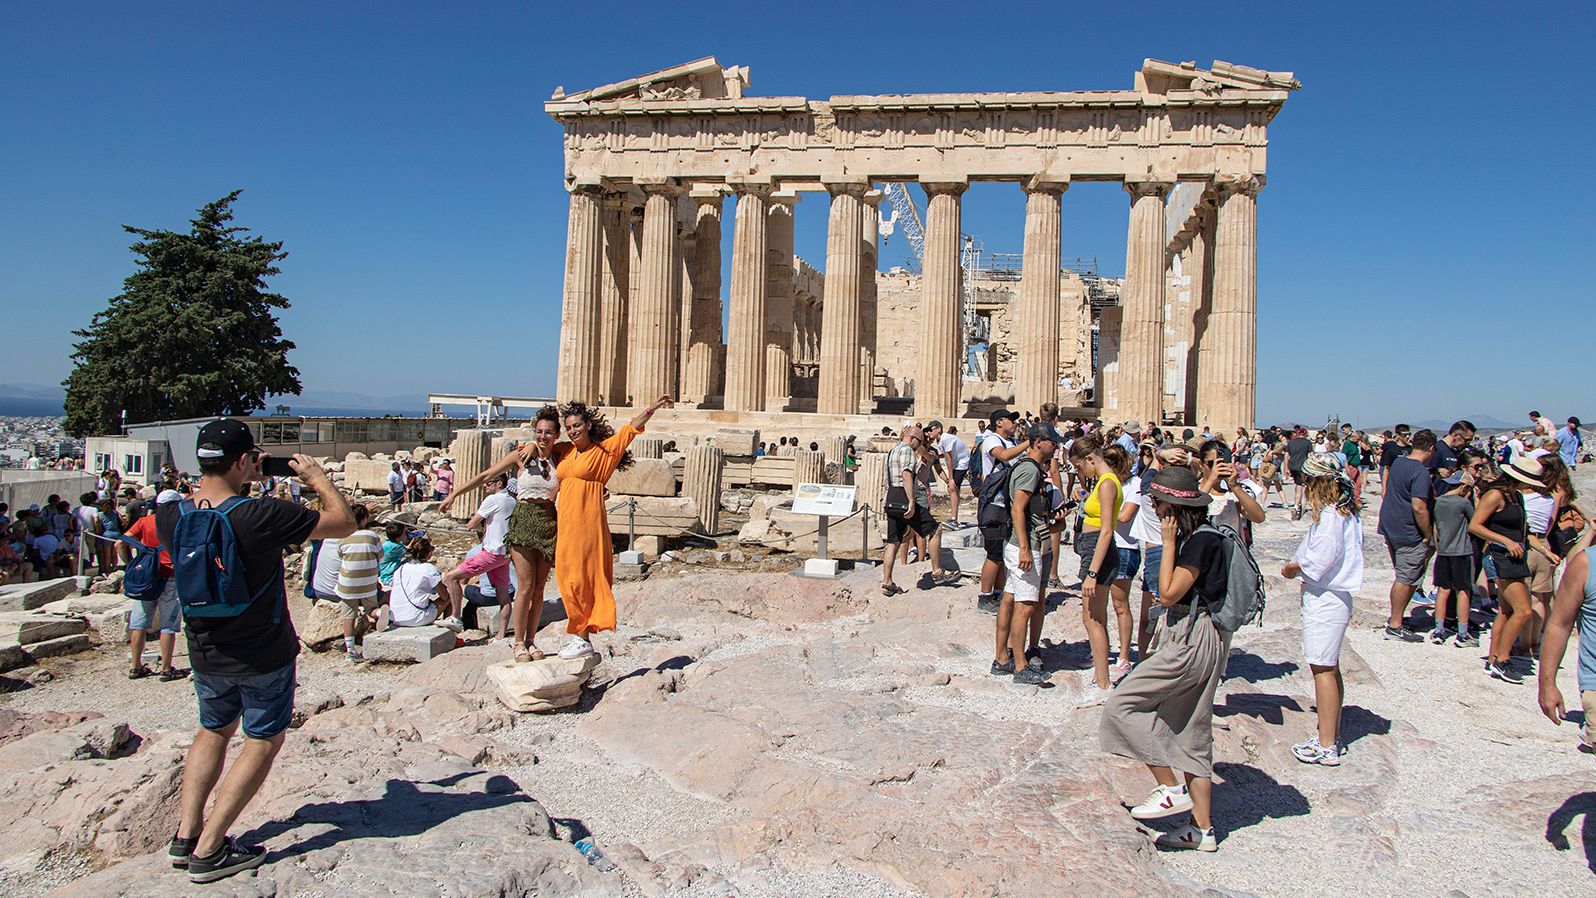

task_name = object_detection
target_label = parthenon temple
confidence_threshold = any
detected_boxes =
[549,58,1298,433]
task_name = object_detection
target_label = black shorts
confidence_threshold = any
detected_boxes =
[887,504,939,544]
[1433,555,1474,592]
[952,468,969,490]
[1288,467,1304,485]
[984,537,1005,563]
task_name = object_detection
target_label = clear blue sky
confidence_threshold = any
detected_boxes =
[3,1,1590,427]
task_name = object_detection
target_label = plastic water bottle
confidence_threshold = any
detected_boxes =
[573,837,616,872]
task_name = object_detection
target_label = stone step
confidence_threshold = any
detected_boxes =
[362,625,457,663]
[0,642,25,673]
[0,612,90,646]
[0,579,80,612]
[20,633,92,662]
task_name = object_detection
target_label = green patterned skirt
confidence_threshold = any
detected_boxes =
[505,499,556,557]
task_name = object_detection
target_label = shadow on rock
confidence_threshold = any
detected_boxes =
[1217,692,1303,725]
[247,772,534,862]
[1213,762,1311,835]
[1339,704,1391,747]
[1545,791,1596,874]
[1223,651,1299,684]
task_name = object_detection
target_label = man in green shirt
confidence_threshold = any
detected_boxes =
[994,422,1065,686]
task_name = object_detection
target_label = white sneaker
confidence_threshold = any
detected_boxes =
[1129,784,1193,820]
[438,616,464,633]
[1075,681,1110,708]
[1155,823,1217,852]
[558,636,595,659]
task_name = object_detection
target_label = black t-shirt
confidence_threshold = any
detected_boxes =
[1285,438,1313,471]
[123,498,148,525]
[1379,440,1402,469]
[1173,529,1229,608]
[1428,440,1458,481]
[156,495,318,677]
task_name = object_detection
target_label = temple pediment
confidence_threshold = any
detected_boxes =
[551,56,749,103]
[1138,59,1301,95]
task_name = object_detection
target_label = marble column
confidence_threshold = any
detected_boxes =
[818,182,866,415]
[916,181,966,420]
[1200,175,1261,431]
[1014,178,1065,415]
[556,185,603,404]
[624,203,644,403]
[628,182,681,405]
[764,194,797,410]
[598,194,633,406]
[858,192,881,412]
[680,188,723,405]
[1116,179,1171,427]
[724,184,771,412]
[1186,208,1215,425]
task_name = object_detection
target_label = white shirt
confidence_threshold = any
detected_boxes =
[309,538,341,596]
[1127,474,1164,547]
[980,433,1016,474]
[515,456,559,500]
[938,433,970,472]
[388,561,443,627]
[477,491,516,554]
[1291,507,1364,593]
[387,470,404,493]
[1524,492,1556,536]
[1115,475,1145,548]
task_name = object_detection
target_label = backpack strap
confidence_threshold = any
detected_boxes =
[215,495,255,517]
[118,533,153,553]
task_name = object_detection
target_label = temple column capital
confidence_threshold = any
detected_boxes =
[1022,174,1070,195]
[920,179,968,197]
[1215,173,1265,197]
[1123,177,1173,200]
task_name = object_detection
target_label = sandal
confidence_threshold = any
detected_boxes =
[128,665,153,680]
[158,667,191,682]
[881,583,905,596]
[514,645,533,663]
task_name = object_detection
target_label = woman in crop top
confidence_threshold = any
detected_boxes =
[1469,455,1548,683]
[441,405,564,661]
[1070,433,1124,704]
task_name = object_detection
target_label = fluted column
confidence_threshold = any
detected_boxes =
[556,185,603,403]
[1116,179,1171,426]
[628,182,682,405]
[917,181,966,420]
[1201,175,1261,431]
[819,182,866,414]
[681,188,723,405]
[764,194,797,410]
[859,192,881,412]
[1185,207,1214,425]
[598,194,633,406]
[724,184,772,412]
[1015,178,1066,414]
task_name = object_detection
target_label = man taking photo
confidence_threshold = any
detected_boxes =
[156,419,356,882]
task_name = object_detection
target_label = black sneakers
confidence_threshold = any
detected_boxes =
[167,834,197,868]
[1383,625,1423,642]
[187,837,267,883]
[990,658,1015,676]
[1013,667,1048,686]
[976,593,1000,614]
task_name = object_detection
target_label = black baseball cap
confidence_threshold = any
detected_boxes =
[1029,421,1066,443]
[195,418,258,460]
[988,409,1020,427]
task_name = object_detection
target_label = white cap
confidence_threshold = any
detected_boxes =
[156,489,183,505]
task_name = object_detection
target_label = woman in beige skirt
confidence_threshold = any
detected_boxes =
[1098,465,1229,852]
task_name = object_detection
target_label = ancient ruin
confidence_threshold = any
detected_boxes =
[549,57,1298,432]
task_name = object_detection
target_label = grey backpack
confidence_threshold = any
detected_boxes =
[1195,522,1266,632]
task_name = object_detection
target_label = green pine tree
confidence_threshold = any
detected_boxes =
[62,191,302,436]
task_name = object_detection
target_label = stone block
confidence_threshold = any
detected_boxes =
[344,459,398,494]
[0,641,24,672]
[37,594,134,616]
[0,579,79,612]
[757,508,883,556]
[802,558,841,578]
[702,429,760,457]
[362,626,456,663]
[21,633,92,661]
[90,604,134,644]
[486,654,600,713]
[941,526,983,549]
[630,535,666,559]
[0,612,89,646]
[606,458,677,497]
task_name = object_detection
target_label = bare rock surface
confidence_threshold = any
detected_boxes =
[1,485,1593,897]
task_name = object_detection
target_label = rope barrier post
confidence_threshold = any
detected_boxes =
[861,505,870,563]
[816,514,829,561]
[627,498,637,550]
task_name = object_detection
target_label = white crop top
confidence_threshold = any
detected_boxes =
[515,453,559,500]
[1523,492,1556,536]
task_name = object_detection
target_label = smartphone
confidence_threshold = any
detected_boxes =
[260,455,296,478]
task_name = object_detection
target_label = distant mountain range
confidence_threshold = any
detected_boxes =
[0,383,434,418]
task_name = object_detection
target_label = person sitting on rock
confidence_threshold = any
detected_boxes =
[386,536,459,631]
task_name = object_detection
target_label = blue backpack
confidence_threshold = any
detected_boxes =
[119,534,166,602]
[173,496,277,620]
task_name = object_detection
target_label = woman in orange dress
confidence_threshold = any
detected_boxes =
[553,395,673,659]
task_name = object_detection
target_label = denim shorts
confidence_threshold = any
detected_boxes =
[128,579,181,634]
[193,660,297,740]
[1112,545,1142,583]
[1141,544,1163,597]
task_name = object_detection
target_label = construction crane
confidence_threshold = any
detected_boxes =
[878,182,926,272]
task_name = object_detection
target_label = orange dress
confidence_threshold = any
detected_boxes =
[553,423,640,637]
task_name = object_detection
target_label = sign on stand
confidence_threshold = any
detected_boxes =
[790,483,857,578]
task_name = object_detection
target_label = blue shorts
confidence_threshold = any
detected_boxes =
[1113,545,1142,583]
[1482,553,1498,581]
[193,660,297,740]
[128,579,181,634]
[1141,544,1163,597]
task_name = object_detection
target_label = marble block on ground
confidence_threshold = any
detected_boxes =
[487,654,600,713]
[363,626,456,663]
[0,612,89,646]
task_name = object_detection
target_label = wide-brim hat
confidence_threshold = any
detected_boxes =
[1502,455,1544,487]
[1123,420,1144,435]
[1146,466,1211,507]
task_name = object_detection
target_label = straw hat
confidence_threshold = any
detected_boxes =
[1146,466,1211,507]
[1501,455,1544,487]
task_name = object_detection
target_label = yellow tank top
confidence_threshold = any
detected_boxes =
[1083,471,1123,530]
